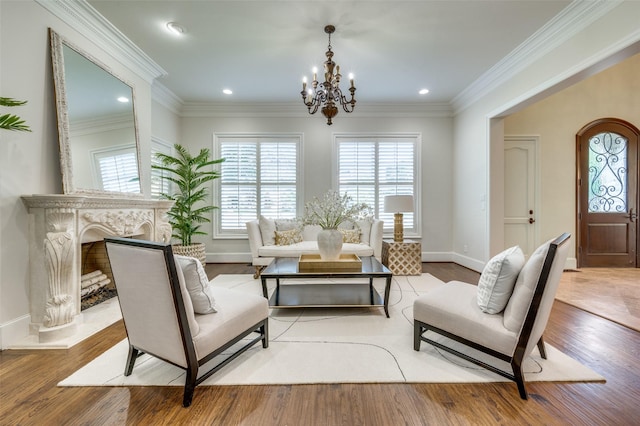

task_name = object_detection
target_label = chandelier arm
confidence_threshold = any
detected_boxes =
[300,24,356,124]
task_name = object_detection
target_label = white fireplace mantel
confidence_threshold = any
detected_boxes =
[21,194,173,344]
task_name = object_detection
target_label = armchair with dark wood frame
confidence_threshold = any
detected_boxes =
[413,233,571,399]
[105,237,269,407]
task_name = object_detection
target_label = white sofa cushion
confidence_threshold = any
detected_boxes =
[175,255,217,314]
[476,246,525,314]
[258,241,374,258]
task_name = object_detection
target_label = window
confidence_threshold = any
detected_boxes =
[335,134,420,235]
[92,145,140,193]
[215,134,302,237]
[150,138,173,199]
[587,131,628,212]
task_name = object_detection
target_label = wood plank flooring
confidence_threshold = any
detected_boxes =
[1,263,639,425]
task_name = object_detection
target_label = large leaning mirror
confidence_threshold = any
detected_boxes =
[50,28,142,196]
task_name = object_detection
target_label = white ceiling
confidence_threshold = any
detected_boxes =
[88,0,572,105]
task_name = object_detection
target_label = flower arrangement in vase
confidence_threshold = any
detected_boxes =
[302,190,372,260]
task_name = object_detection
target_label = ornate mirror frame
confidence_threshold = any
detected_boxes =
[49,28,143,197]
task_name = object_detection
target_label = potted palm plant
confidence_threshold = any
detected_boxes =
[153,144,224,264]
[1,97,31,131]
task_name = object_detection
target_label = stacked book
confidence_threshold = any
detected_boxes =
[81,270,111,299]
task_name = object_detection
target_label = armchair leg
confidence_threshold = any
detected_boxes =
[413,321,423,351]
[511,359,528,400]
[537,336,547,359]
[261,320,269,349]
[183,365,198,407]
[253,266,265,279]
[125,345,139,376]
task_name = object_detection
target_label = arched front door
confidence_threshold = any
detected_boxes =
[577,118,639,267]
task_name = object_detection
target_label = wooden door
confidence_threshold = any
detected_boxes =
[504,137,538,257]
[577,118,639,267]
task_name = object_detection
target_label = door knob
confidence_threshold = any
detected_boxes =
[627,208,637,221]
[529,218,535,224]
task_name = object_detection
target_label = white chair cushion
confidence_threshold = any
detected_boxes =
[476,246,525,314]
[193,287,269,360]
[414,281,518,355]
[503,239,551,332]
[175,255,217,314]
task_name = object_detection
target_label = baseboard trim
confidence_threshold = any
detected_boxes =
[0,314,31,350]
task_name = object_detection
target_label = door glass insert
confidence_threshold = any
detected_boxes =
[588,132,628,212]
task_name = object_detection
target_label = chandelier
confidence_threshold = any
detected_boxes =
[300,25,356,125]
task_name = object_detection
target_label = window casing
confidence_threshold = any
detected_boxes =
[334,134,420,236]
[214,134,302,237]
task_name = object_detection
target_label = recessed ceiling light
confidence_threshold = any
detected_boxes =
[117,96,130,103]
[166,22,185,36]
[419,89,430,95]
[222,89,233,95]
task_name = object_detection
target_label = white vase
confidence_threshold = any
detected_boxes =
[317,228,343,261]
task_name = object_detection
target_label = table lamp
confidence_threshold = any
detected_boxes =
[384,195,414,242]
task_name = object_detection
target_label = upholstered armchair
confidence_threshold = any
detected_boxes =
[414,233,571,399]
[105,237,269,407]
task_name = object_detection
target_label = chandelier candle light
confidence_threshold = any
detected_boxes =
[301,25,356,125]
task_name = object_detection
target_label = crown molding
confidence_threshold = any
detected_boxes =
[36,0,167,83]
[180,102,452,118]
[152,81,183,115]
[451,0,623,114]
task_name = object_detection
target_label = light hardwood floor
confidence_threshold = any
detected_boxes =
[1,263,639,425]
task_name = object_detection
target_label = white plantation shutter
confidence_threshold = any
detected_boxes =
[336,135,419,234]
[93,146,140,193]
[150,139,173,198]
[216,135,301,236]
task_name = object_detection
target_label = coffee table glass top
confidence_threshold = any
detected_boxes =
[262,256,391,277]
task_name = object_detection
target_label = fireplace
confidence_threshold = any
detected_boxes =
[20,194,173,347]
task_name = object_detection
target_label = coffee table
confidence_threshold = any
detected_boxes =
[260,256,393,317]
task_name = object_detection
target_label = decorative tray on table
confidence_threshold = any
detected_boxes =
[298,254,362,272]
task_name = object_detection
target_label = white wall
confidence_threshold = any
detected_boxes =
[0,1,154,348]
[452,1,640,270]
[175,113,454,262]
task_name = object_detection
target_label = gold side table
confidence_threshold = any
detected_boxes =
[381,239,422,276]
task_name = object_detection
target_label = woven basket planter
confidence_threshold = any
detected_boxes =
[172,242,206,265]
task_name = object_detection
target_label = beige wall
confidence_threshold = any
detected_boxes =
[504,53,640,260]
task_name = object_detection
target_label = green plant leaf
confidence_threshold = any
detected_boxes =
[152,143,225,246]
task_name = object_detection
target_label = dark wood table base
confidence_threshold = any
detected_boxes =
[260,257,393,317]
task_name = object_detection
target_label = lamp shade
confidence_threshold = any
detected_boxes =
[384,195,414,213]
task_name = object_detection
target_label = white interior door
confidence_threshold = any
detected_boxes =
[504,137,538,257]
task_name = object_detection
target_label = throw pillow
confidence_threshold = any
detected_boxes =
[275,219,300,231]
[476,245,525,314]
[174,255,217,314]
[275,229,303,246]
[340,228,361,243]
[356,220,372,245]
[259,215,276,246]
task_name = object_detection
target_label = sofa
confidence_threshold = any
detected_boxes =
[247,217,384,278]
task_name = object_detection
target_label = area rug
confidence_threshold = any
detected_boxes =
[59,274,604,387]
